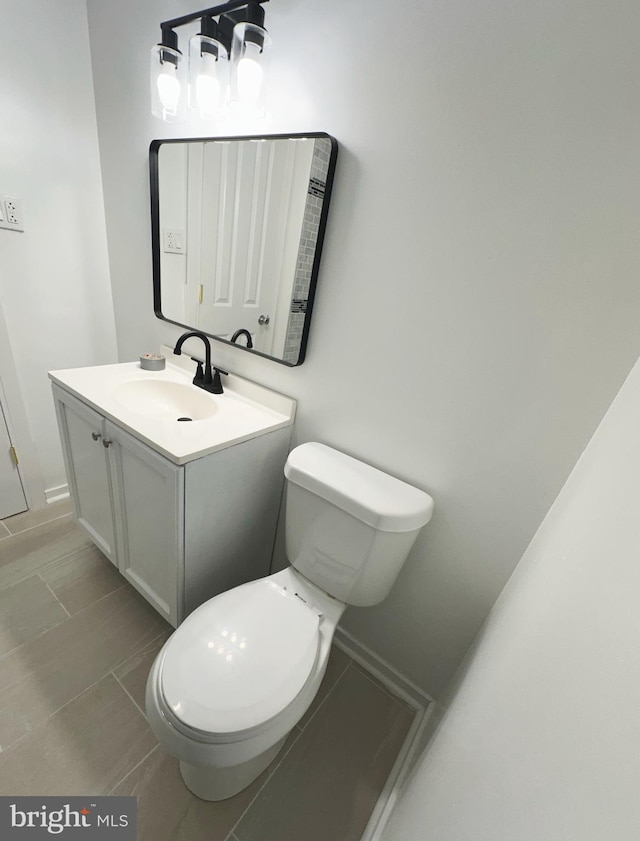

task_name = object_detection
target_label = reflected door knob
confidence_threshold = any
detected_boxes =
[258,314,270,325]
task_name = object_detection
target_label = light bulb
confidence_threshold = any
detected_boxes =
[151,42,185,122]
[236,42,264,105]
[196,74,221,111]
[196,53,221,114]
[188,35,228,117]
[157,65,180,112]
[229,21,270,116]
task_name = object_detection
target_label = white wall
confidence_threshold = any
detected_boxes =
[86,0,640,697]
[382,351,640,840]
[0,0,117,499]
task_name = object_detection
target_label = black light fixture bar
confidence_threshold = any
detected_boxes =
[160,0,268,34]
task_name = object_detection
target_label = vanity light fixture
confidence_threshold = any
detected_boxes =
[150,0,271,123]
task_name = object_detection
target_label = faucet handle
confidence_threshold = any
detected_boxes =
[190,358,204,385]
[212,367,228,395]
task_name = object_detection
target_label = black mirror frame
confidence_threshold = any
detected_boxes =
[150,132,338,367]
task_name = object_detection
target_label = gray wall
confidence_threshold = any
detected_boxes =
[86,0,640,698]
[0,0,117,500]
[383,344,640,841]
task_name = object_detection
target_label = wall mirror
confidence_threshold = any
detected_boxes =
[151,132,338,366]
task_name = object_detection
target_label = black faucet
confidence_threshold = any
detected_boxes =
[230,328,254,349]
[173,331,216,392]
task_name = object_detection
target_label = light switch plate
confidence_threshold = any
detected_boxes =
[163,228,185,253]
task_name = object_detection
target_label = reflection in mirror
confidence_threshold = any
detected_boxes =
[151,133,338,366]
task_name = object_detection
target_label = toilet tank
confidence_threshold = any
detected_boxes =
[284,443,434,607]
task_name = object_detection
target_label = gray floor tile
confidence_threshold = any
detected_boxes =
[39,544,124,614]
[266,727,303,777]
[0,516,92,591]
[112,746,269,841]
[2,499,73,535]
[0,575,68,656]
[0,584,170,751]
[298,643,351,730]
[113,632,171,712]
[235,664,415,841]
[0,674,156,795]
[0,523,9,538]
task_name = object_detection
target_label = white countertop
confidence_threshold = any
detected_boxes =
[49,359,296,465]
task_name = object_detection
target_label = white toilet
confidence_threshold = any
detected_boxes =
[145,442,434,801]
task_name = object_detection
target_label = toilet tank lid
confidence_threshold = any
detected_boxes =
[284,443,434,532]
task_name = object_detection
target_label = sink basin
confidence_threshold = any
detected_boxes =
[114,379,218,421]
[49,357,296,464]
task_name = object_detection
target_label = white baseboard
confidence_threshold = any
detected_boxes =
[333,628,433,841]
[44,484,69,504]
[334,627,432,711]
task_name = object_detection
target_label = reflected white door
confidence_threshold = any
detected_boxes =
[186,139,313,355]
[0,395,27,519]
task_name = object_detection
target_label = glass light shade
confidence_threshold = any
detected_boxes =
[188,35,229,118]
[150,44,186,123]
[229,22,271,117]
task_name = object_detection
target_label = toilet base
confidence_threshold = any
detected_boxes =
[179,735,288,801]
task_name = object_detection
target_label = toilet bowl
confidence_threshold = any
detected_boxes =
[146,442,434,801]
[146,566,344,800]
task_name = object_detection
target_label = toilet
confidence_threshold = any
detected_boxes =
[145,442,434,801]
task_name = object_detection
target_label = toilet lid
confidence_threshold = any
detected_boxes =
[160,579,320,734]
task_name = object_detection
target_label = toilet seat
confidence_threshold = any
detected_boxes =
[160,579,321,737]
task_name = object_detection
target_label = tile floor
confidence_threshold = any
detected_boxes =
[0,500,416,841]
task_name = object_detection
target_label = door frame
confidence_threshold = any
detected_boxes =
[0,301,45,510]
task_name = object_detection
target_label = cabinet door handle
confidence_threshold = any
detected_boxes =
[91,432,102,442]
[102,439,112,448]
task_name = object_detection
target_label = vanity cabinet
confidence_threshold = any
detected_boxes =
[52,383,291,627]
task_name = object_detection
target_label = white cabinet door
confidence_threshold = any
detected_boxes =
[106,420,184,626]
[52,386,117,564]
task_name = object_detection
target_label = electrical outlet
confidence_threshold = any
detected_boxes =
[5,199,19,224]
[163,228,185,253]
[0,195,23,232]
